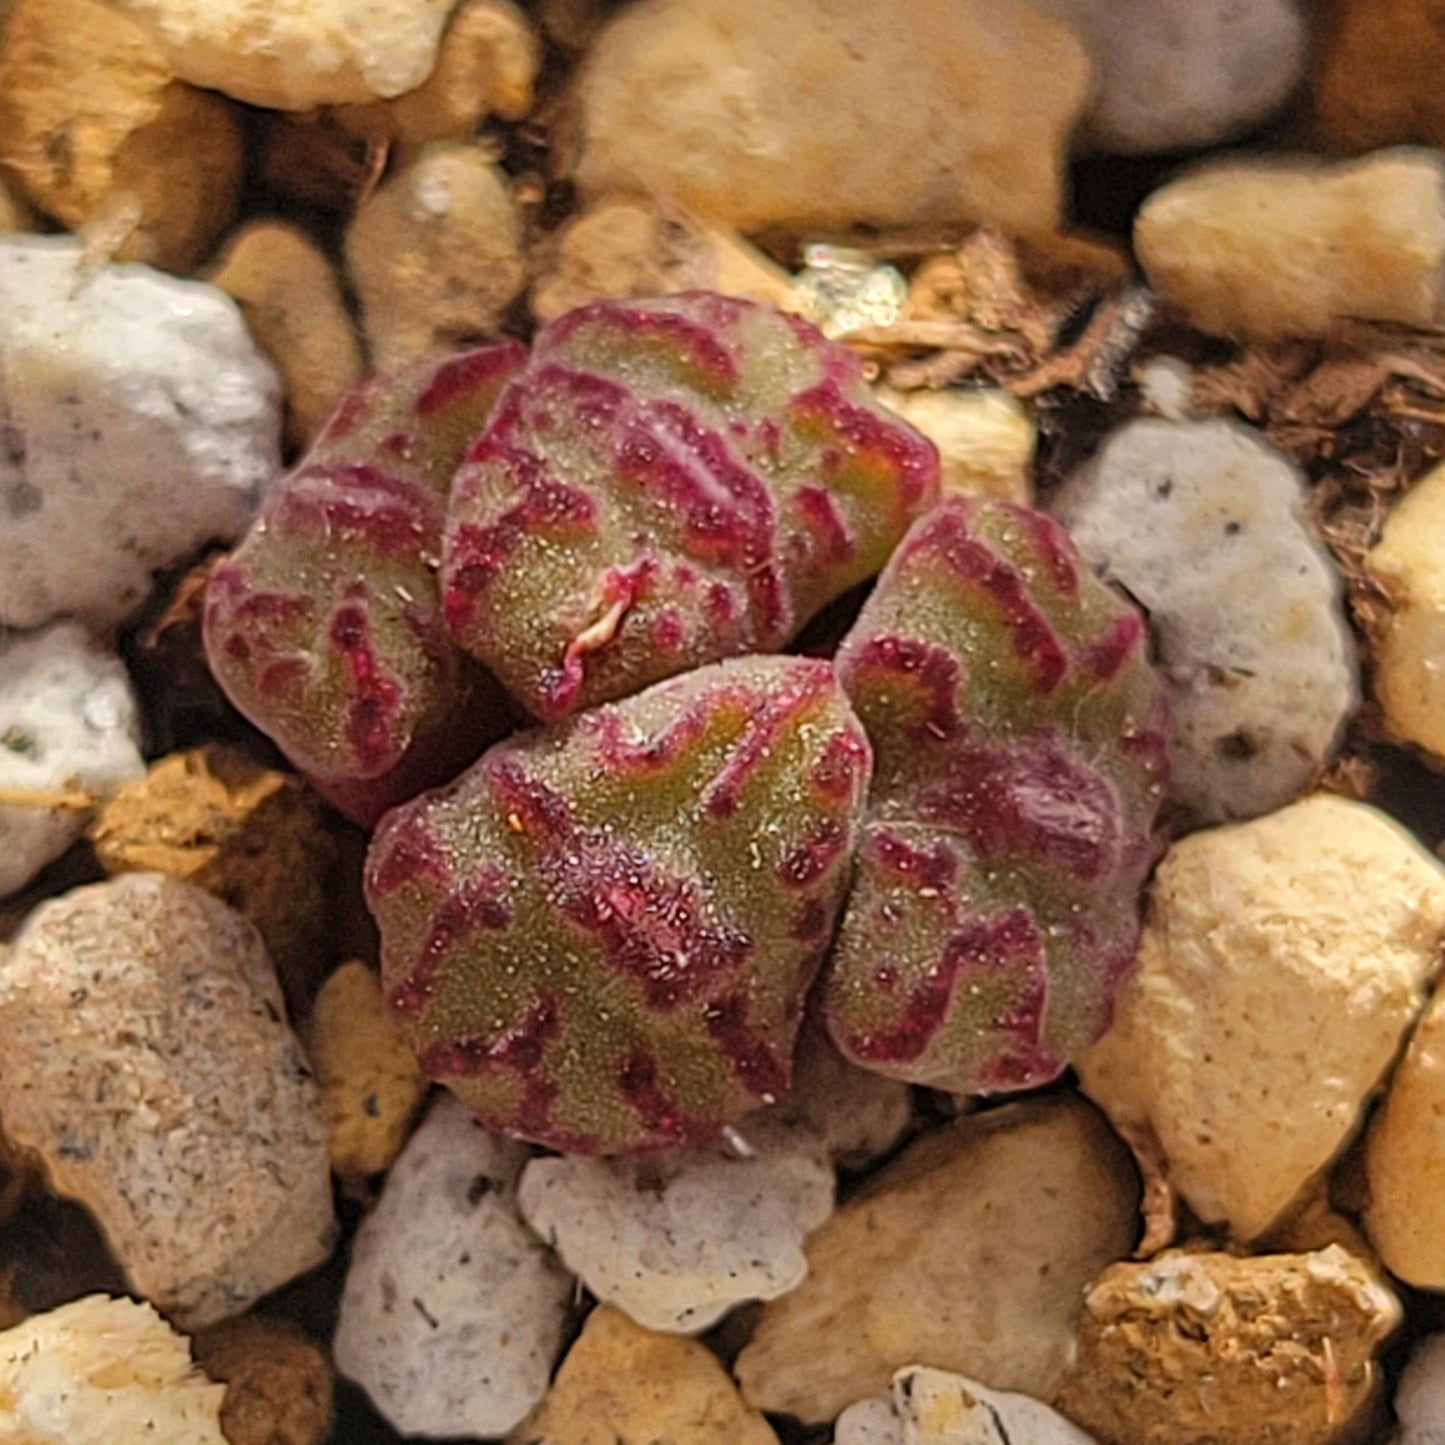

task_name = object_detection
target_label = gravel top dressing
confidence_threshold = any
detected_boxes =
[3,2,1445,1443]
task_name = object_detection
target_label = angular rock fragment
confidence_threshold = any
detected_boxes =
[88,746,337,1013]
[572,0,1090,238]
[205,342,524,825]
[1053,417,1358,824]
[0,237,281,631]
[303,961,427,1179]
[344,142,527,370]
[0,622,145,900]
[1045,0,1309,154]
[1366,459,1445,763]
[518,1112,834,1333]
[1135,149,1445,341]
[443,293,939,721]
[822,497,1167,1094]
[0,874,333,1329]
[107,0,458,109]
[0,1295,227,1445]
[836,1366,1100,1445]
[333,1094,573,1438]
[511,1304,779,1445]
[367,654,871,1153]
[1054,1246,1402,1445]
[1081,794,1445,1241]
[733,1098,1139,1425]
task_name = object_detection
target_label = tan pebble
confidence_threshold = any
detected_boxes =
[332,0,541,145]
[345,141,526,370]
[1366,461,1445,763]
[1312,0,1445,153]
[530,197,797,325]
[1362,983,1445,1287]
[874,387,1034,503]
[0,1294,227,1444]
[510,1305,779,1444]
[88,747,338,1018]
[539,0,607,53]
[0,874,334,1329]
[1080,794,1445,1242]
[1054,1246,1402,1445]
[206,224,364,452]
[304,961,426,1179]
[106,0,455,110]
[733,1097,1139,1426]
[1134,148,1445,341]
[0,0,242,273]
[192,1315,333,1445]
[572,0,1090,239]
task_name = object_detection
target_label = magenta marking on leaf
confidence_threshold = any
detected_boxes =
[778,818,850,889]
[916,744,1121,882]
[541,300,742,394]
[1081,612,1147,681]
[923,509,1071,695]
[703,993,790,1100]
[415,340,529,417]
[845,907,1044,1066]
[792,484,856,567]
[544,839,753,1011]
[328,601,405,773]
[616,1048,716,1148]
[845,636,963,740]
[868,829,959,892]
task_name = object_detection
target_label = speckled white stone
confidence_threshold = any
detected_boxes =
[1045,0,1309,153]
[0,874,333,1328]
[334,1094,573,1438]
[518,1112,834,1334]
[1053,417,1358,825]
[836,1366,1099,1445]
[0,622,145,898]
[0,236,280,631]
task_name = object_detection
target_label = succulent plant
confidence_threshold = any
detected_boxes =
[820,497,1168,1094]
[204,343,526,825]
[441,293,940,721]
[365,653,871,1154]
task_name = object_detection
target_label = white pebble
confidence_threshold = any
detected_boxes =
[0,622,144,897]
[0,236,280,631]
[1045,0,1309,153]
[0,1295,226,1445]
[0,874,333,1327]
[837,1366,1100,1445]
[1395,1334,1445,1445]
[518,1113,834,1334]
[334,1093,573,1437]
[1053,417,1358,824]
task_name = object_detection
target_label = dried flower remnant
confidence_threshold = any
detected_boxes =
[442,292,939,721]
[204,343,525,825]
[821,497,1167,1094]
[366,654,870,1154]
